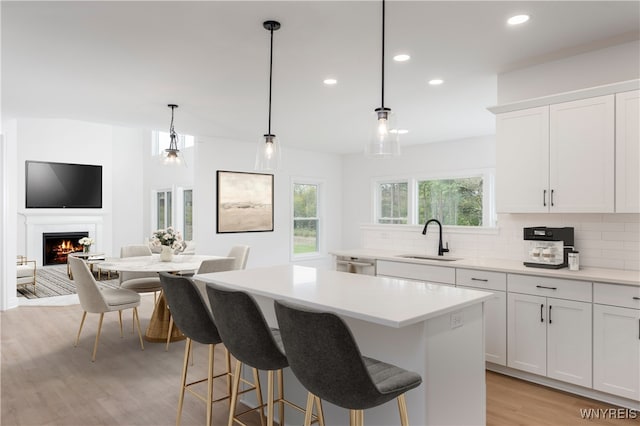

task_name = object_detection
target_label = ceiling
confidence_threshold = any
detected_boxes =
[3,1,639,154]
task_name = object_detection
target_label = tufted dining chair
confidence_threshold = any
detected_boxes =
[119,245,162,303]
[227,245,250,270]
[69,256,144,362]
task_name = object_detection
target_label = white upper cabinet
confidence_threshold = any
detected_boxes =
[496,106,549,213]
[549,95,614,213]
[492,81,640,214]
[615,90,640,213]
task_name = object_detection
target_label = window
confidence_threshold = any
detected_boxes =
[417,177,483,226]
[156,190,172,229]
[377,181,408,224]
[374,171,494,227]
[183,189,193,241]
[292,182,320,255]
[152,131,194,156]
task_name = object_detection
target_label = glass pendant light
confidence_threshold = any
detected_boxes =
[366,0,400,158]
[162,104,187,167]
[255,20,282,171]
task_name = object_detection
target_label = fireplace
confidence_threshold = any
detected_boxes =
[42,232,89,265]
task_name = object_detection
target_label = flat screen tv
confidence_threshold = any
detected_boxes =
[25,160,103,208]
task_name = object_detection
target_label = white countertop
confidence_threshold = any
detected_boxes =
[195,264,494,328]
[331,248,640,287]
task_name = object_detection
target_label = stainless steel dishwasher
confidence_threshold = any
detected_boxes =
[335,255,376,275]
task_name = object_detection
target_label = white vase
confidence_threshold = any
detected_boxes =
[160,245,174,262]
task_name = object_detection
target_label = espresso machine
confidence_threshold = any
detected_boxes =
[523,227,574,269]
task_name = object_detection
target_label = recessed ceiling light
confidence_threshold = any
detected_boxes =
[323,78,337,85]
[393,54,411,62]
[429,79,444,86]
[390,129,409,134]
[507,14,530,25]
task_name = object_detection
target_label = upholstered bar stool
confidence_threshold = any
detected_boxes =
[274,299,423,426]
[159,273,260,426]
[206,283,324,426]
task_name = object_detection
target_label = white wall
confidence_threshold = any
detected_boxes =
[1,121,19,310]
[341,136,496,249]
[194,137,343,269]
[498,40,640,103]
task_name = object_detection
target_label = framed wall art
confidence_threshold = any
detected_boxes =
[216,170,274,233]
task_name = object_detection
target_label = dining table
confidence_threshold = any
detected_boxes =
[98,254,225,342]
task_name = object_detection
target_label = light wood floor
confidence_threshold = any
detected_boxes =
[1,298,637,426]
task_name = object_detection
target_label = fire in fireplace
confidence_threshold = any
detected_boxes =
[42,232,89,266]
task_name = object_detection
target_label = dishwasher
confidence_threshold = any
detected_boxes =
[335,255,376,276]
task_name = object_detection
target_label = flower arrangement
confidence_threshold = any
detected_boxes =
[78,237,94,253]
[78,237,94,247]
[150,227,183,250]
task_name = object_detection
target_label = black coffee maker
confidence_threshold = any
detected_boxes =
[523,227,575,269]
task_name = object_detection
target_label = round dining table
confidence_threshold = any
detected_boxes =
[99,254,225,343]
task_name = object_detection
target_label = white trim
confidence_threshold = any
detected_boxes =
[487,79,640,114]
[360,223,500,236]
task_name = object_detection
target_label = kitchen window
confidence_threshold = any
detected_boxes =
[182,189,193,241]
[292,181,322,257]
[374,170,495,227]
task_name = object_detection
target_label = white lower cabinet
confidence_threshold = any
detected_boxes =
[375,260,455,286]
[456,268,507,366]
[507,275,592,388]
[593,282,640,400]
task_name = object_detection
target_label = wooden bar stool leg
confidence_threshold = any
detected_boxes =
[303,392,315,426]
[314,396,325,426]
[176,338,192,426]
[166,316,174,351]
[277,369,285,426]
[227,360,242,426]
[397,394,409,426]
[206,344,215,426]
[253,368,266,426]
[266,370,274,426]
[118,310,124,337]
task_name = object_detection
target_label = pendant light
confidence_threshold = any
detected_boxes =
[162,104,187,167]
[365,0,400,158]
[255,20,282,171]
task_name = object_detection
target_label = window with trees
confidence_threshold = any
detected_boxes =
[156,190,172,229]
[293,182,321,256]
[183,189,193,241]
[374,172,493,227]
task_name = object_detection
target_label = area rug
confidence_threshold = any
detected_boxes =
[17,264,120,299]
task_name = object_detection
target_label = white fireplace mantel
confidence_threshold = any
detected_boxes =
[21,213,104,267]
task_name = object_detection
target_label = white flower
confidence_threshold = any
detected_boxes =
[78,237,94,246]
[150,228,183,247]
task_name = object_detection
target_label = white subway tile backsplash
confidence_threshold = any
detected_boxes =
[361,213,640,271]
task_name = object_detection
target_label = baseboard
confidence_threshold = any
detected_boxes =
[486,362,640,411]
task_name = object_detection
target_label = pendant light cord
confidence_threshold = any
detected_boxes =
[381,0,385,109]
[268,26,274,135]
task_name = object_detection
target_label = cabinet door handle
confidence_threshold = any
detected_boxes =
[633,296,640,301]
[548,305,553,324]
[536,285,557,290]
[540,304,544,322]
[638,319,640,340]
[551,189,555,207]
[543,190,547,207]
[471,278,488,282]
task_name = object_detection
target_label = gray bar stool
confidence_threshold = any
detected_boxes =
[158,273,259,426]
[206,283,324,426]
[274,299,423,426]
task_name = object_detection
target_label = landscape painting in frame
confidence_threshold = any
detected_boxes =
[217,170,274,233]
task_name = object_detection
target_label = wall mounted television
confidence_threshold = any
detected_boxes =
[25,160,103,209]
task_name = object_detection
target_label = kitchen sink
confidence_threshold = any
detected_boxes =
[396,254,462,262]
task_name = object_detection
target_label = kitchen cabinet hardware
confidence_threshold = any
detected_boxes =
[471,278,488,282]
[536,285,558,290]
[551,189,555,206]
[638,319,640,340]
[549,305,553,324]
[540,304,544,322]
[633,296,640,300]
[543,189,547,207]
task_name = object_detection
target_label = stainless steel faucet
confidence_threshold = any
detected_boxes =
[421,219,450,256]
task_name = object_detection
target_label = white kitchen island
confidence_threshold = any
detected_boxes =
[196,265,494,426]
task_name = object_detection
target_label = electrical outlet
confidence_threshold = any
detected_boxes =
[450,311,464,329]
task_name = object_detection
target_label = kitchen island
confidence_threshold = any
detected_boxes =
[196,264,493,426]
